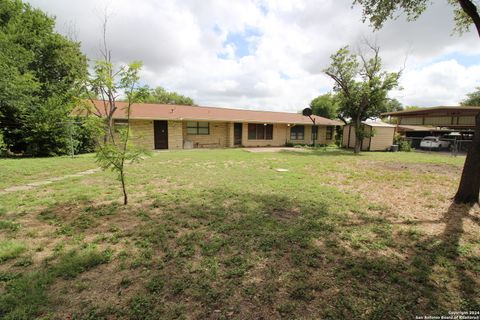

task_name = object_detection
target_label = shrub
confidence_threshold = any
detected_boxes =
[0,132,7,156]
[399,140,411,152]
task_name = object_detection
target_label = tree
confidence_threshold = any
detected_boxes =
[460,87,480,106]
[141,86,194,105]
[85,15,149,205]
[92,61,149,205]
[309,93,339,120]
[385,98,404,112]
[0,0,87,156]
[352,0,480,203]
[404,105,421,110]
[324,44,401,153]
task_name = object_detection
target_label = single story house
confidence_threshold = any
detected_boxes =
[342,121,396,151]
[87,100,342,150]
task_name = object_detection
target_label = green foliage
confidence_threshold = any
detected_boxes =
[0,131,6,155]
[385,98,404,112]
[0,0,87,156]
[353,0,479,35]
[324,44,400,152]
[460,86,480,106]
[405,105,421,110]
[394,133,412,152]
[309,93,339,119]
[89,59,150,204]
[399,140,412,152]
[139,86,194,105]
[325,46,400,122]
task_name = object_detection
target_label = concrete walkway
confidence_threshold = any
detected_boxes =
[0,168,101,195]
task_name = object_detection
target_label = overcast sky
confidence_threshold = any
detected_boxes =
[26,0,480,112]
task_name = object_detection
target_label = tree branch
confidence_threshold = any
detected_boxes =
[458,0,480,37]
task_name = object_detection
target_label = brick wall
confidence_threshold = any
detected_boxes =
[129,120,154,150]
[168,121,183,149]
[182,121,229,148]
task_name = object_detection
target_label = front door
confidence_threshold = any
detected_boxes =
[234,123,242,145]
[154,120,168,149]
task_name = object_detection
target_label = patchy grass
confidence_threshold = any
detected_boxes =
[0,153,96,189]
[0,240,26,262]
[0,148,478,319]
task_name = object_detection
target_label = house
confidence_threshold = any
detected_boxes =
[342,121,396,151]
[87,100,342,150]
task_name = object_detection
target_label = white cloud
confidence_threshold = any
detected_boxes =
[392,60,480,106]
[26,0,480,111]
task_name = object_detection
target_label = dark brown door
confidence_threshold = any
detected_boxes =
[154,120,168,149]
[234,123,242,145]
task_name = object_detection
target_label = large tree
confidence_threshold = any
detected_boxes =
[352,0,480,203]
[142,86,194,105]
[0,0,87,156]
[324,44,401,153]
[309,93,339,120]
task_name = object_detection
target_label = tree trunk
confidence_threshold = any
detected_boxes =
[353,118,362,154]
[454,112,480,204]
[120,169,128,205]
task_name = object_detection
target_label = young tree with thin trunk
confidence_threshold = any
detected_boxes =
[324,43,401,153]
[352,0,480,204]
[91,61,149,205]
[84,14,149,205]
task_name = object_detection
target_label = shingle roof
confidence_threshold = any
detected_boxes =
[86,100,343,126]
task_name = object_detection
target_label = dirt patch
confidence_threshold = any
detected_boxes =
[369,161,462,175]
[49,262,146,318]
[271,207,300,220]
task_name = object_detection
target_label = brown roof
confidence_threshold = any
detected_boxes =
[382,106,480,117]
[86,100,343,126]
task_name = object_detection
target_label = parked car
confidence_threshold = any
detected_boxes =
[420,136,451,150]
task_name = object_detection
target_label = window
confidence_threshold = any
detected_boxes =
[326,126,334,140]
[114,119,128,126]
[248,123,273,140]
[187,121,209,135]
[114,119,128,132]
[312,125,318,140]
[290,125,304,140]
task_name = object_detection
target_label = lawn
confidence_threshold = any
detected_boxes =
[0,154,97,190]
[0,148,478,319]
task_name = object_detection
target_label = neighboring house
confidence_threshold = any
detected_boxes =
[382,106,478,149]
[87,100,342,150]
[382,106,478,130]
[342,121,396,151]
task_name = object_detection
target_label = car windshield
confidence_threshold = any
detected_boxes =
[422,137,437,141]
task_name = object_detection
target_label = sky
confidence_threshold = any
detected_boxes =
[26,0,480,112]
